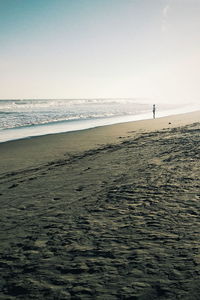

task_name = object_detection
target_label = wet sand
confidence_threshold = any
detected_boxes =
[0,111,200,299]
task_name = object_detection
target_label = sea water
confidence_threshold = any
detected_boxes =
[0,99,199,143]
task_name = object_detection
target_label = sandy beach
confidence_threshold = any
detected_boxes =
[0,111,200,299]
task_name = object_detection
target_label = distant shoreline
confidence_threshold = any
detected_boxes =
[0,104,199,144]
[0,110,200,175]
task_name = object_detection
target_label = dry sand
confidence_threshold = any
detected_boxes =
[0,111,200,299]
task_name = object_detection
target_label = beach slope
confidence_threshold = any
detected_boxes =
[0,112,200,299]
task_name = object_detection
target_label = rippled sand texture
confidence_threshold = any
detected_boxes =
[0,122,200,299]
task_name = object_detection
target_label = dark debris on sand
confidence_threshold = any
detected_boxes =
[0,123,200,299]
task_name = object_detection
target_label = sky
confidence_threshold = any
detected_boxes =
[0,0,200,104]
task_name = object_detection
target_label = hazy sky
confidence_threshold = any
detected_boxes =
[0,0,200,103]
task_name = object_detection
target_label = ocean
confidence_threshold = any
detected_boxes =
[0,99,199,143]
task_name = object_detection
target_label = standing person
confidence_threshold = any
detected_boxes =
[153,104,156,119]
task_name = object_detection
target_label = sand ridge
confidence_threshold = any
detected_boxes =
[0,121,200,299]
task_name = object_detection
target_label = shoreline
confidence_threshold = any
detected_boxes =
[0,110,200,174]
[1,104,200,144]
